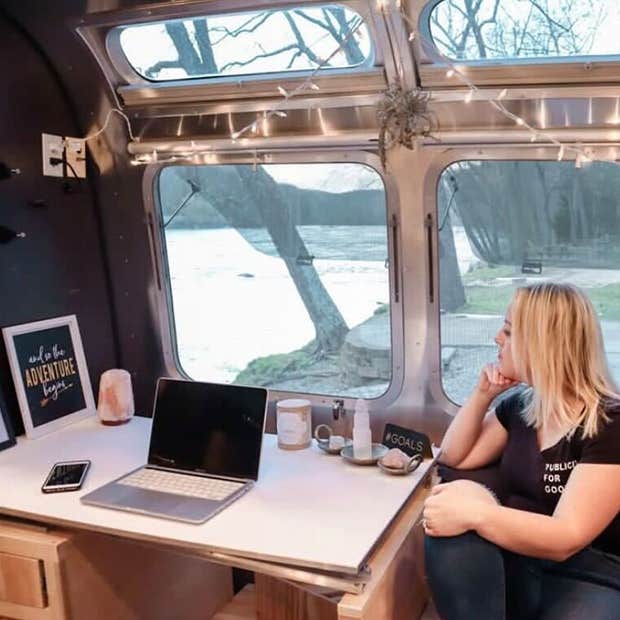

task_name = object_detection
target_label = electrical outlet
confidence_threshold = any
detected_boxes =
[42,133,64,177]
[64,136,86,179]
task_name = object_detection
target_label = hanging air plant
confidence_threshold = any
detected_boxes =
[377,83,436,169]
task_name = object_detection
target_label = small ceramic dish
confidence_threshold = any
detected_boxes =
[340,443,389,465]
[314,424,352,454]
[378,454,423,476]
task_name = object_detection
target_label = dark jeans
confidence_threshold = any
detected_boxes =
[425,532,620,620]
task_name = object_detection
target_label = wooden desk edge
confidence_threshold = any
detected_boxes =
[0,463,435,611]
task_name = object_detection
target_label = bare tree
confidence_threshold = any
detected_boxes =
[431,0,603,60]
[144,8,364,79]
[145,21,217,77]
[444,159,620,269]
[172,166,350,356]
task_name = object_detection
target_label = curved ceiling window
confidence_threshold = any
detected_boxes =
[429,0,620,61]
[118,5,372,81]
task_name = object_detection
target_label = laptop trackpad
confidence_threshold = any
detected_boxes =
[83,484,223,523]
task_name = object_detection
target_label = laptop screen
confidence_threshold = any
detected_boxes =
[148,379,268,481]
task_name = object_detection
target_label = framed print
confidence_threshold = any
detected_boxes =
[2,315,95,439]
[0,401,16,452]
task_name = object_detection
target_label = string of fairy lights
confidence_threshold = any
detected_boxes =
[83,0,614,168]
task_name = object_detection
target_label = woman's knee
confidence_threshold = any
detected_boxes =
[425,531,501,567]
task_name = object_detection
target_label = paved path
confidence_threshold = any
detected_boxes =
[441,313,620,381]
[441,313,620,351]
[347,312,620,383]
[349,312,620,352]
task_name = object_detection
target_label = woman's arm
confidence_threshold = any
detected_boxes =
[473,463,620,560]
[425,464,620,561]
[439,365,513,468]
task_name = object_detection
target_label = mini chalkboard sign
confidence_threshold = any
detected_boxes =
[382,423,432,458]
[2,315,95,439]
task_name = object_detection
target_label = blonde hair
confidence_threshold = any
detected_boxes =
[510,283,619,438]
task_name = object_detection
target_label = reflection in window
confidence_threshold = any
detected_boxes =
[118,5,372,81]
[158,163,390,398]
[438,161,620,403]
[429,0,620,61]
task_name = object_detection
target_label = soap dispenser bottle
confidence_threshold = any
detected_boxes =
[353,398,372,460]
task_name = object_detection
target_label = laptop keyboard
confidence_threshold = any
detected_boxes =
[118,468,244,501]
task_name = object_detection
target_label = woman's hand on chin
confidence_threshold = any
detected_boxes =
[422,480,499,537]
[476,363,519,400]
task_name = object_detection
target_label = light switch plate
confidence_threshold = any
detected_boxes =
[42,133,64,177]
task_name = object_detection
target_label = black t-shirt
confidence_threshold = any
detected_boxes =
[496,391,620,557]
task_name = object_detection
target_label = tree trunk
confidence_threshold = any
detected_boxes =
[193,19,217,73]
[235,167,349,354]
[165,23,203,74]
[534,162,554,248]
[187,166,349,354]
[439,215,466,311]
[571,171,589,241]
[438,180,465,311]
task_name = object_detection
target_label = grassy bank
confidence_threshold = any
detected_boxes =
[460,269,620,320]
[235,341,319,386]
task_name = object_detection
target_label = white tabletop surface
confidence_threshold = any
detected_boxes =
[0,415,435,575]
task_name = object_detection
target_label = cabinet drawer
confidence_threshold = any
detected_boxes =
[0,551,46,608]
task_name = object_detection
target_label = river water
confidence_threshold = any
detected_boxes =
[164,225,620,399]
[165,225,475,382]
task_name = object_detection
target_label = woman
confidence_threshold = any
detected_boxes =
[424,283,620,620]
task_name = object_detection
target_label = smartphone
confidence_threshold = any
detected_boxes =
[41,460,91,493]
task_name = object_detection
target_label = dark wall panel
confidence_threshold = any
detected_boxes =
[0,0,169,418]
[0,10,117,434]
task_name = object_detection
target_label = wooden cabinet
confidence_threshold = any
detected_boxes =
[0,519,233,620]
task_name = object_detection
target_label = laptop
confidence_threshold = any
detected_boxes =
[81,378,268,523]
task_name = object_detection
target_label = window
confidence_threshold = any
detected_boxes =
[429,0,620,62]
[158,162,391,398]
[118,5,372,81]
[438,160,620,403]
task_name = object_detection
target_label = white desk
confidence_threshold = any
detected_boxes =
[0,415,436,593]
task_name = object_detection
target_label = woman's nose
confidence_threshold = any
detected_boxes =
[494,332,502,345]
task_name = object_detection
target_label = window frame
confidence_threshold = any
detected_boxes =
[77,0,393,109]
[142,150,404,411]
[425,145,620,413]
[416,0,620,88]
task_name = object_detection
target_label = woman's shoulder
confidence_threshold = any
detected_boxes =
[578,395,620,464]
[601,396,620,417]
[598,396,620,433]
